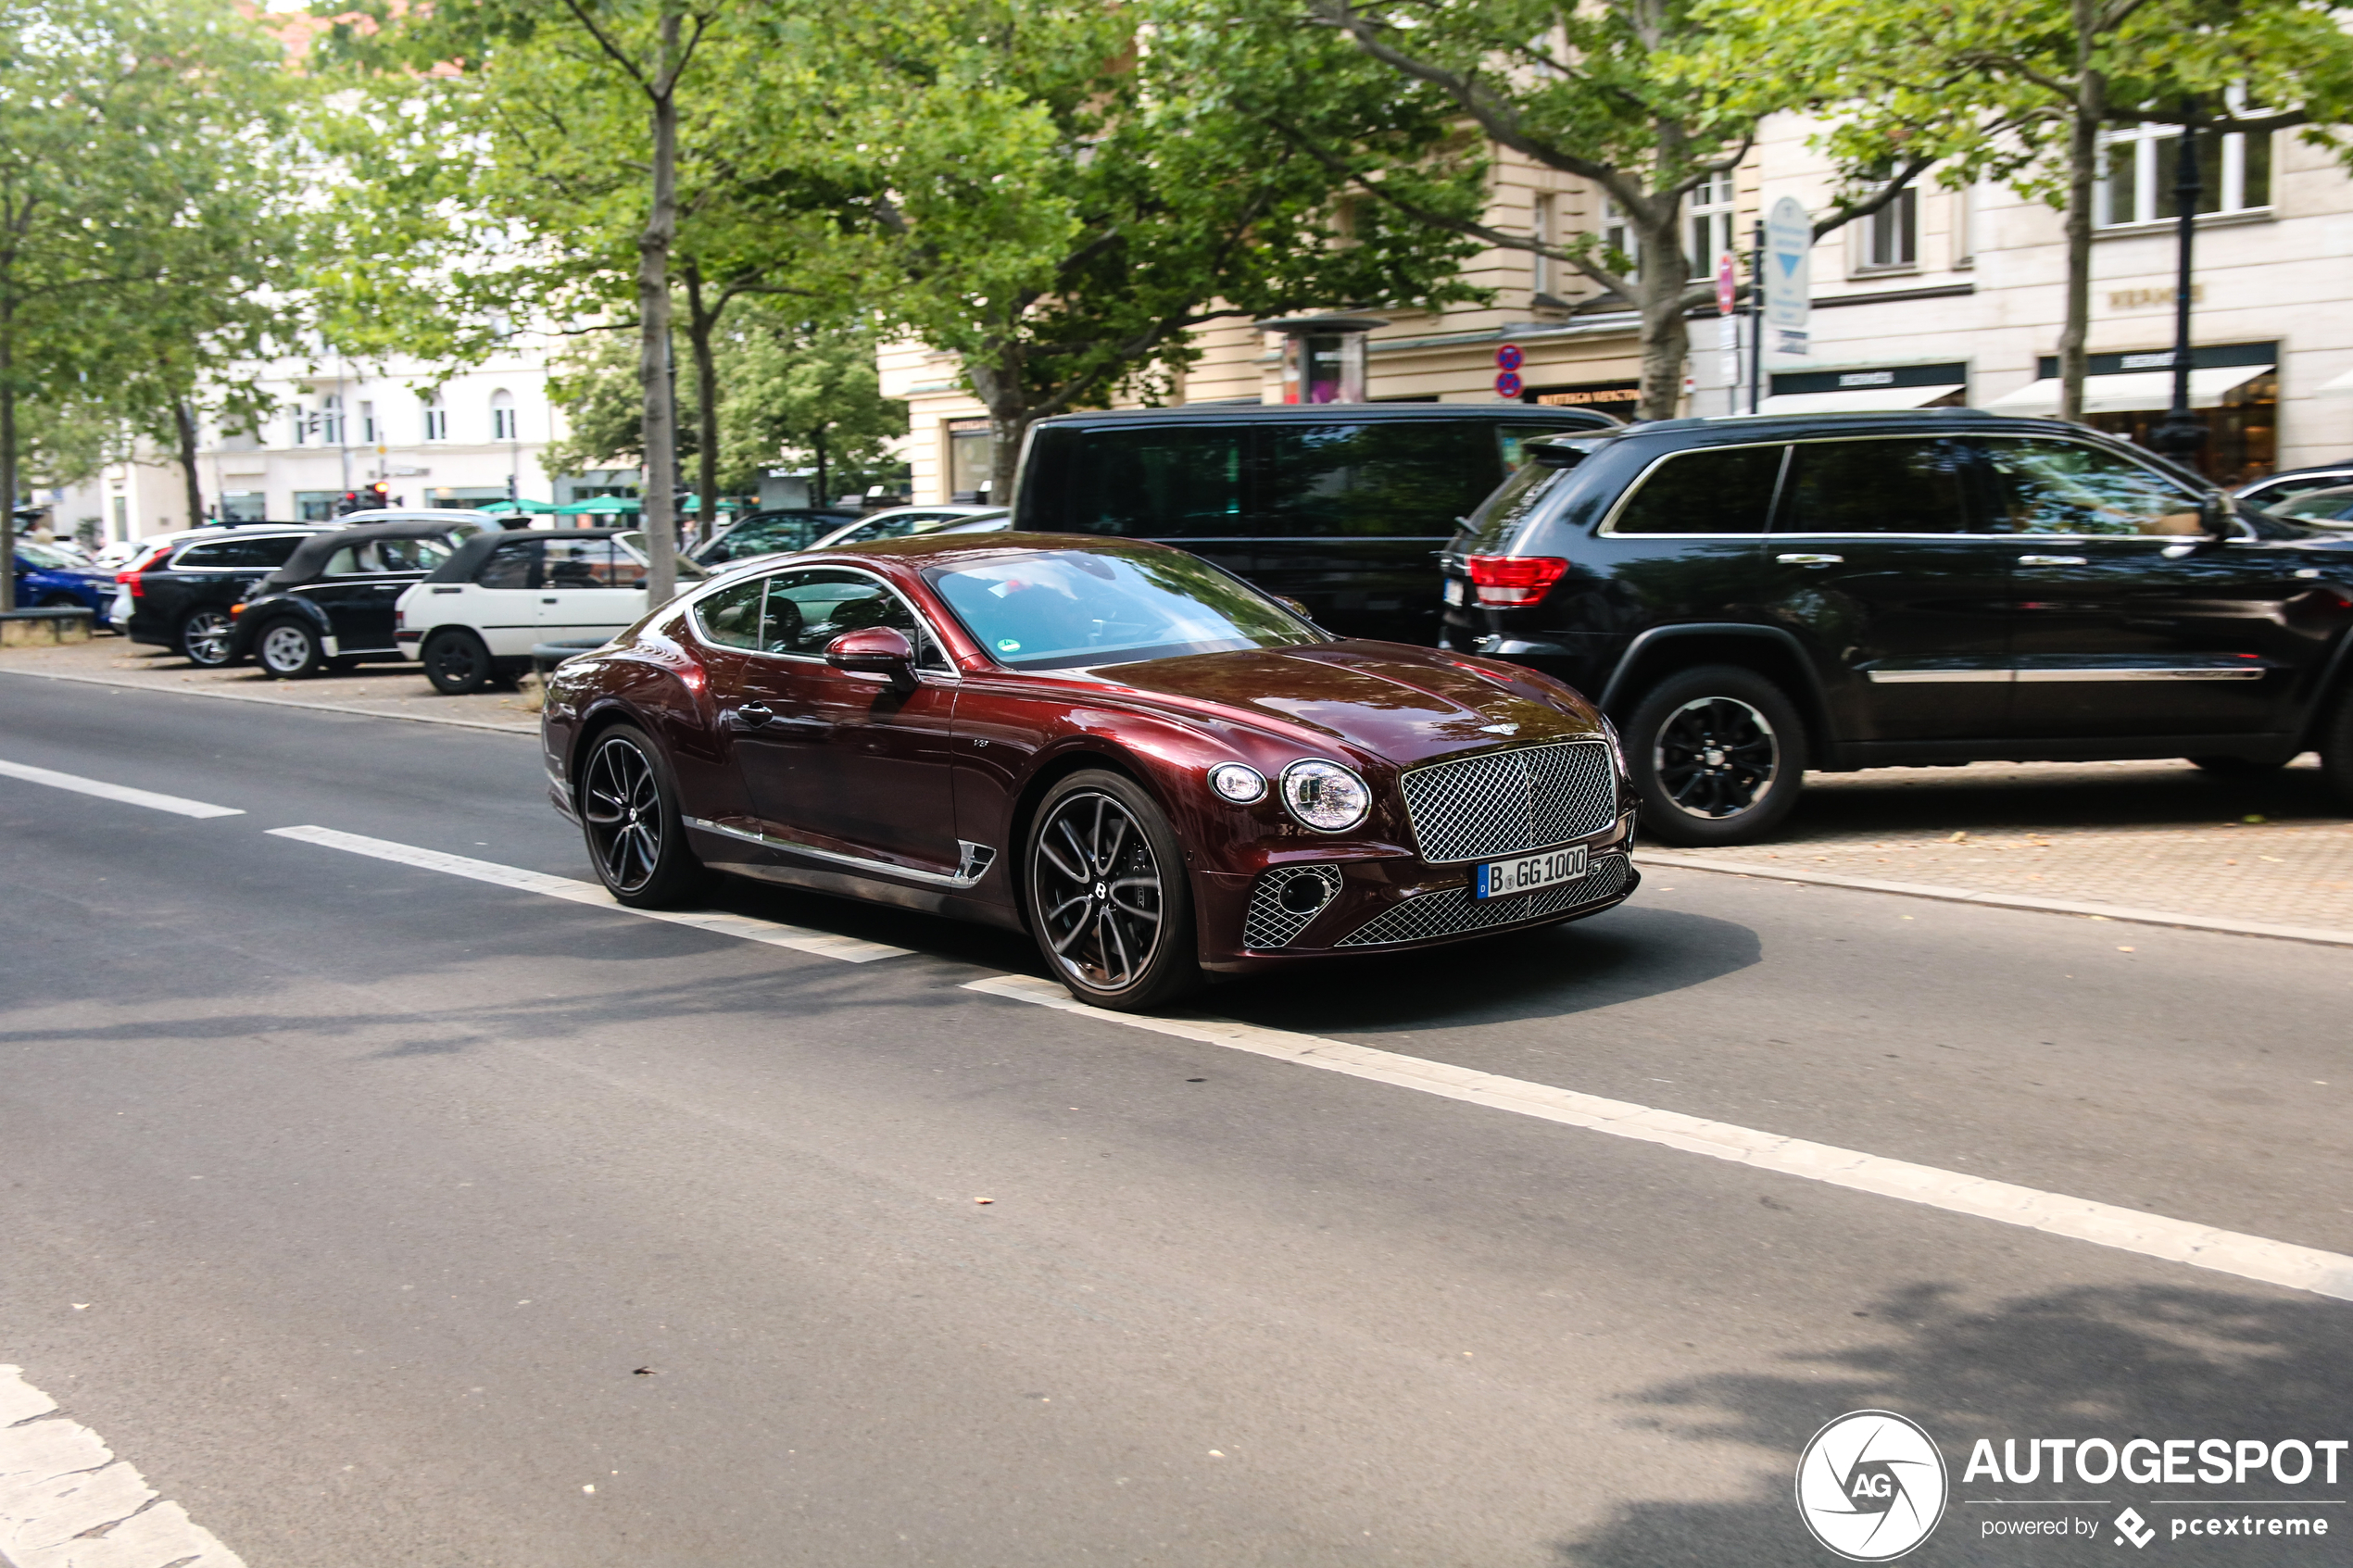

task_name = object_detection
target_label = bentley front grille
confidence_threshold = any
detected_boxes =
[1242,864,1345,950]
[1336,854,1631,947]
[1398,739,1618,864]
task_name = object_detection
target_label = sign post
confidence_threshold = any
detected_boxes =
[1764,195,1813,358]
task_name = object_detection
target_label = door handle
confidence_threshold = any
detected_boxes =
[737,702,774,727]
[1776,553,1843,566]
[541,596,559,604]
[2018,555,2087,567]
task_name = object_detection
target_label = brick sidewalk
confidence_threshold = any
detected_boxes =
[1676,759,2353,932]
[0,633,540,732]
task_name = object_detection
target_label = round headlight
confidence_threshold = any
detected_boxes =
[1279,759,1371,833]
[1207,762,1266,804]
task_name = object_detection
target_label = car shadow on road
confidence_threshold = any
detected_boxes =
[1550,1278,2353,1567]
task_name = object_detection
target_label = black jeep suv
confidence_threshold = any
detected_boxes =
[1440,409,2353,845]
[124,526,329,666]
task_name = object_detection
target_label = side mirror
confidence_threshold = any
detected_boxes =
[825,626,917,691]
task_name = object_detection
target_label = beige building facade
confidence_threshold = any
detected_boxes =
[881,113,2353,503]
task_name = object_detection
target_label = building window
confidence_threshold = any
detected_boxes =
[110,496,128,541]
[220,493,267,522]
[294,490,343,522]
[947,419,993,503]
[1862,185,1919,270]
[2099,122,2272,226]
[422,395,447,442]
[1600,194,1637,270]
[490,390,518,441]
[1530,192,1558,300]
[359,402,378,445]
[1685,169,1736,275]
[318,395,345,446]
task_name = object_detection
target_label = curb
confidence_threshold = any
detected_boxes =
[1637,850,2353,949]
[0,667,540,737]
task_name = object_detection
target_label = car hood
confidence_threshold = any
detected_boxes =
[1094,642,1602,769]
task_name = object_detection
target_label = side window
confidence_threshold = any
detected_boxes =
[373,537,451,573]
[320,546,361,576]
[545,539,634,587]
[1261,420,1500,537]
[1982,438,2206,537]
[173,544,230,569]
[253,535,308,568]
[693,575,766,649]
[1050,426,1249,538]
[761,569,947,670]
[475,540,542,589]
[1778,439,1977,534]
[1610,445,1785,535]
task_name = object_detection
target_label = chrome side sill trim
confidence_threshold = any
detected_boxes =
[2014,667,2266,683]
[685,816,988,888]
[1865,669,2012,684]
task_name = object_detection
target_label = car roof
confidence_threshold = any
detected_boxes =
[267,520,478,584]
[1029,403,1620,428]
[422,525,635,583]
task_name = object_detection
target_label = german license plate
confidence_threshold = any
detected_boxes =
[1443,578,1467,607]
[1474,845,1588,900]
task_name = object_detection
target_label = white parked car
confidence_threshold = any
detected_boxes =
[394,527,706,694]
[809,504,1010,549]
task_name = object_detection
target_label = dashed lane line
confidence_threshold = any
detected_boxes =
[0,759,243,820]
[963,973,2353,1307]
[266,824,911,962]
[0,1364,245,1568]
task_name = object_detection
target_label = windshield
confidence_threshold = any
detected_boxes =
[925,547,1319,671]
[15,541,81,569]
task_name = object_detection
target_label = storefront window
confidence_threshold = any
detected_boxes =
[948,419,993,503]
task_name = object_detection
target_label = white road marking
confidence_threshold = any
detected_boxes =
[0,759,242,820]
[268,825,910,962]
[963,973,2353,1306]
[0,1364,245,1568]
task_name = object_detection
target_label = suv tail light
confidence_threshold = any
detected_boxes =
[1465,555,1569,607]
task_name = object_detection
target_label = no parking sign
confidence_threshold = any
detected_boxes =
[1495,343,1523,396]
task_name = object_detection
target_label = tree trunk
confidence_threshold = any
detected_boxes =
[175,401,205,527]
[682,263,722,546]
[965,354,1026,503]
[0,316,16,614]
[2057,0,2104,423]
[813,426,827,510]
[1633,208,1692,421]
[635,11,683,608]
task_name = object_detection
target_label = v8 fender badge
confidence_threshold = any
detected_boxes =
[1795,1410,1949,1561]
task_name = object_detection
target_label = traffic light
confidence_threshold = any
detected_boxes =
[365,482,390,508]
[336,490,363,515]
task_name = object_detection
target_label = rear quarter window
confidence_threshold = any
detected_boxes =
[1260,420,1500,537]
[1028,425,1249,538]
[1607,445,1786,535]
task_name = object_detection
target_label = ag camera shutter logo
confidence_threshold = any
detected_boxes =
[1795,1411,1949,1561]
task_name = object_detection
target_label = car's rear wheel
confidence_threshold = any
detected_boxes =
[422,628,495,695]
[580,724,709,907]
[256,619,325,680]
[180,608,237,667]
[2187,755,2286,776]
[1026,770,1199,1011]
[1626,665,1807,847]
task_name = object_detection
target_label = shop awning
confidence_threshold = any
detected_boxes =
[553,495,643,515]
[1984,363,2271,416]
[2315,367,2353,396]
[1756,383,1965,416]
[477,497,560,514]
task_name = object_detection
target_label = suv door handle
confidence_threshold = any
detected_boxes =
[737,702,774,726]
[541,596,559,604]
[2018,555,2087,566]
[1776,553,1843,566]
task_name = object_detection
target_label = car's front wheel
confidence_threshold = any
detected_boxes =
[1625,665,1808,847]
[255,619,326,680]
[1026,770,1200,1011]
[579,724,710,907]
[180,608,237,668]
[422,628,495,695]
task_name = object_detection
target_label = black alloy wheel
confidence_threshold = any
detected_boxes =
[180,608,237,668]
[255,619,326,680]
[422,628,495,695]
[1026,770,1199,1010]
[579,725,708,907]
[1626,664,1807,847]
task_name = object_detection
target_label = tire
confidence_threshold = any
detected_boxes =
[577,724,711,907]
[2321,689,2353,809]
[1025,769,1201,1011]
[422,628,494,695]
[255,619,326,680]
[2187,755,2286,776]
[1625,664,1808,847]
[179,608,238,668]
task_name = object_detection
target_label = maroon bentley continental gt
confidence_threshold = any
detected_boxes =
[540,533,1638,1010]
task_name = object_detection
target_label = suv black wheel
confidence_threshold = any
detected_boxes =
[180,608,237,667]
[255,619,326,680]
[2321,690,2353,809]
[422,628,495,695]
[1625,665,1807,847]
[1025,769,1200,1011]
[579,725,711,907]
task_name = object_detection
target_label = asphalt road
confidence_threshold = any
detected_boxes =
[4,674,2350,1568]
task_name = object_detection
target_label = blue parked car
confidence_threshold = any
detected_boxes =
[13,539,117,629]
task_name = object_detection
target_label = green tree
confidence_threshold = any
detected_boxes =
[0,0,302,608]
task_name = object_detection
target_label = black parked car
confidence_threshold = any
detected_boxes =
[228,520,483,678]
[687,507,860,567]
[1439,409,2353,844]
[1012,403,1619,645]
[2236,461,2353,514]
[123,526,328,666]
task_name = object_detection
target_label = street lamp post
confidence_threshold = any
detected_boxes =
[2149,102,2208,469]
